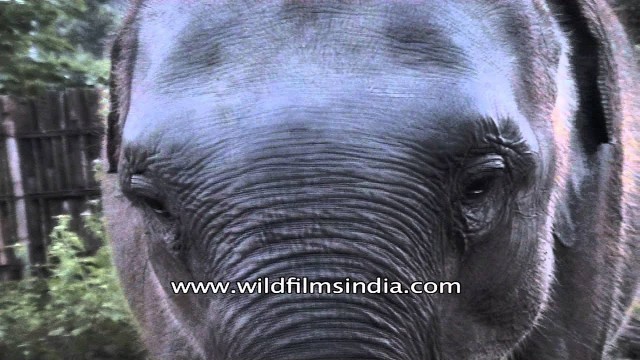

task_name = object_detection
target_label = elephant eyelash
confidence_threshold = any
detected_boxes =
[458,154,506,201]
[127,175,175,220]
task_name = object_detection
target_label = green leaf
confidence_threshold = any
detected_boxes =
[47,327,67,337]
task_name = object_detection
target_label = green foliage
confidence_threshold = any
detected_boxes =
[62,0,122,57]
[0,211,146,360]
[0,0,117,96]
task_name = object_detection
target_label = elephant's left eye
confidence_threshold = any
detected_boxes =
[463,175,497,199]
[460,154,506,202]
[454,154,510,238]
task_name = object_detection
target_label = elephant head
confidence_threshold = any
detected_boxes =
[101,1,640,359]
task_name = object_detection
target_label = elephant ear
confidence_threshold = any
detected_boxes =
[106,37,124,173]
[546,0,638,248]
[106,2,143,173]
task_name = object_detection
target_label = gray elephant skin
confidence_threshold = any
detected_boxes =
[100,0,640,359]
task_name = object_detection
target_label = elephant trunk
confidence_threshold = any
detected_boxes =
[194,211,443,359]
[180,135,447,359]
[209,294,437,360]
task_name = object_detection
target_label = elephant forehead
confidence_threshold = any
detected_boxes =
[131,0,518,92]
[125,1,527,139]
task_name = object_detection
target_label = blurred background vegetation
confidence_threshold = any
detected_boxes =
[0,1,145,359]
[0,0,124,96]
[0,0,638,359]
[0,209,145,359]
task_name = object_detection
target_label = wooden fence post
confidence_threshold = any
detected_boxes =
[0,97,31,267]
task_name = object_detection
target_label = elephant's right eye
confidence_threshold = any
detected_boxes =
[140,196,172,219]
[127,175,174,220]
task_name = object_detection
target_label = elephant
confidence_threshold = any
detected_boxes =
[100,0,640,359]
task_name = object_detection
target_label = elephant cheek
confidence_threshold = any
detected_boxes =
[101,173,207,359]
